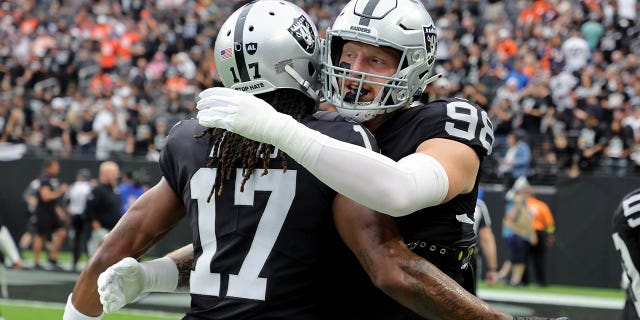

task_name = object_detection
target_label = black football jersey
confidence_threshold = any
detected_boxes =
[159,114,377,320]
[613,188,640,234]
[374,98,494,245]
[612,188,640,318]
[319,98,495,320]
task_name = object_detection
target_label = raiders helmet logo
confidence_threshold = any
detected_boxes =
[423,25,437,65]
[246,42,258,55]
[287,15,316,54]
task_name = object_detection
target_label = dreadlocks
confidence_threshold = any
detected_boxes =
[195,89,315,202]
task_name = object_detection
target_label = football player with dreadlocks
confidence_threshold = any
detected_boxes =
[196,1,569,319]
[65,2,370,319]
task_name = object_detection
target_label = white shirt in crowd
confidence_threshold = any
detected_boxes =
[561,36,591,72]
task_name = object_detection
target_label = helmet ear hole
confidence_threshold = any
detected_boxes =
[330,37,345,66]
[308,62,316,77]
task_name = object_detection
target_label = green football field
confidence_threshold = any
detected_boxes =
[0,300,182,320]
[2,251,627,319]
[0,283,625,320]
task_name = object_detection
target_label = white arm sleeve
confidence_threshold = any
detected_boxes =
[273,119,449,217]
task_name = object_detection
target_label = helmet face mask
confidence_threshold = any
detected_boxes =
[214,0,321,110]
[321,0,438,122]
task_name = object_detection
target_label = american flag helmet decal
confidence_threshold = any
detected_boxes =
[220,48,233,60]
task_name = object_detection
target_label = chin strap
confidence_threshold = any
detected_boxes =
[284,64,318,102]
[423,73,442,88]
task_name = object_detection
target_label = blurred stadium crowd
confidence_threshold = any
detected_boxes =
[0,0,639,185]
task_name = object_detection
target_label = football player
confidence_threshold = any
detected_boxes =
[613,188,640,320]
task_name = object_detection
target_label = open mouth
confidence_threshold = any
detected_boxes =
[343,86,371,103]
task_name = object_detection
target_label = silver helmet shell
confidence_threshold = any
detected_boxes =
[214,0,321,107]
[321,0,438,122]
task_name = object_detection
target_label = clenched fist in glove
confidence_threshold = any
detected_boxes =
[97,257,178,313]
[196,87,328,168]
[196,87,297,146]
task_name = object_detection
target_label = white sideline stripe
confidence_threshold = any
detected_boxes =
[478,289,625,310]
[0,298,184,318]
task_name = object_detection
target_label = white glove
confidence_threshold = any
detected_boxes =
[196,87,294,145]
[97,257,178,314]
[63,293,103,320]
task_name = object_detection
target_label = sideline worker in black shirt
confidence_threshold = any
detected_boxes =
[85,161,121,256]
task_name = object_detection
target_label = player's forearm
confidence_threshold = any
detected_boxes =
[275,121,448,216]
[72,225,145,316]
[165,244,195,292]
[387,254,510,320]
[333,197,508,320]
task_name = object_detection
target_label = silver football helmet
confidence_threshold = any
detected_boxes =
[214,0,320,107]
[321,0,439,122]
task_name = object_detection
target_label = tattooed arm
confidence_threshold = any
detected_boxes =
[166,244,194,292]
[332,194,512,320]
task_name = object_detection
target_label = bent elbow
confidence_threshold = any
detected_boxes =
[370,268,408,298]
[376,195,424,217]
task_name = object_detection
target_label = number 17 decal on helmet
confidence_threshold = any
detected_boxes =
[214,0,320,104]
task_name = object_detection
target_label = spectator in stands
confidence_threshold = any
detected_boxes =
[561,29,592,72]
[519,81,554,139]
[577,111,607,173]
[499,129,532,189]
[125,108,155,158]
[45,97,72,157]
[92,100,119,160]
[0,94,28,144]
[552,129,581,178]
[581,13,605,50]
[490,97,516,157]
[602,116,634,176]
[72,106,98,158]
[548,62,578,114]
[149,117,169,161]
